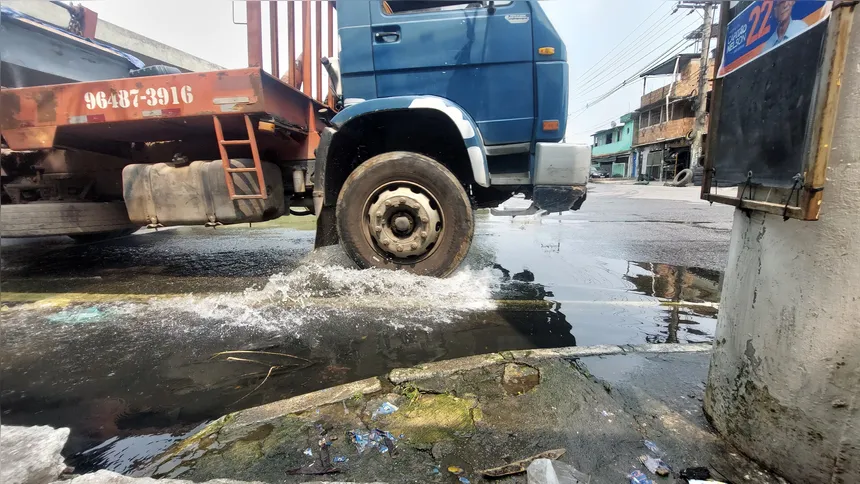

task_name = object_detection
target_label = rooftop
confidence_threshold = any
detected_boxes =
[640,53,700,77]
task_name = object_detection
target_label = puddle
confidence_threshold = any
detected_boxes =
[1,222,725,474]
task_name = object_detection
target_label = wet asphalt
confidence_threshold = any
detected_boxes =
[0,183,735,472]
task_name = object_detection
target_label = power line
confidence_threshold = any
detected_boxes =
[574,2,673,82]
[583,39,694,107]
[570,111,630,136]
[576,12,699,95]
[575,9,685,90]
[569,38,695,120]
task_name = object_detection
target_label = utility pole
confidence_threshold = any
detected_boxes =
[690,2,714,168]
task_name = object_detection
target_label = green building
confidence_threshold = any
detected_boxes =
[591,112,636,178]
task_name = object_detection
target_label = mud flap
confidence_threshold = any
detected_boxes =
[314,206,339,248]
[532,185,587,213]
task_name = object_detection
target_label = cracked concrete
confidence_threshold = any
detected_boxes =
[128,345,783,484]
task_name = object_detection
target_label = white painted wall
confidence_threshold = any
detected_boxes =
[705,10,860,483]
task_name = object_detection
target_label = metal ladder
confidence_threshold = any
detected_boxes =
[212,114,268,200]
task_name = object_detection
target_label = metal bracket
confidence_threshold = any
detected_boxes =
[490,202,543,218]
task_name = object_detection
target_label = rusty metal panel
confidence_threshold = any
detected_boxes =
[0,69,322,129]
[247,2,263,68]
[2,126,58,150]
[269,1,280,79]
[316,0,323,101]
[0,68,325,155]
[302,1,313,98]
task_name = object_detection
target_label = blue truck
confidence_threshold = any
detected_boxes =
[0,1,589,277]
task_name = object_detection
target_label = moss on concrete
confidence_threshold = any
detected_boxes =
[383,393,477,446]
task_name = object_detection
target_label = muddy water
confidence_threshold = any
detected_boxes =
[0,214,724,473]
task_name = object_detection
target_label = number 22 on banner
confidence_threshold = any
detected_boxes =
[746,0,773,46]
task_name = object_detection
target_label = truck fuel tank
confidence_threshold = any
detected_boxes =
[122,159,285,227]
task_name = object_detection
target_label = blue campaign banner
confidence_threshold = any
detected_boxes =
[718,1,831,77]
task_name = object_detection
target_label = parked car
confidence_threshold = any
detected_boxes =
[590,168,608,179]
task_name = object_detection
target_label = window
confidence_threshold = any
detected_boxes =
[605,133,612,144]
[383,1,511,15]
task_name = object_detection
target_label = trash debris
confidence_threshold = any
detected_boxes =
[332,456,348,463]
[46,307,105,324]
[680,467,711,480]
[458,477,471,484]
[285,466,340,476]
[371,402,399,419]
[448,466,464,474]
[348,428,398,455]
[432,466,440,474]
[639,455,671,476]
[303,448,313,457]
[643,440,663,456]
[628,470,654,484]
[480,448,567,477]
[526,458,590,484]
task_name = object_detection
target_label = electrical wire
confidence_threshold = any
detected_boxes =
[570,111,631,136]
[577,37,695,110]
[568,38,695,122]
[575,9,690,91]
[574,2,673,82]
[576,13,700,96]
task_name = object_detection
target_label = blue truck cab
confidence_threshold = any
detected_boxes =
[316,1,589,276]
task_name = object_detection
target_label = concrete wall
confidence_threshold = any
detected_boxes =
[592,124,634,158]
[705,12,860,483]
[640,59,714,107]
[637,118,694,146]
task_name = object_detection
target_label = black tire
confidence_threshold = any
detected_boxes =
[336,152,473,277]
[69,228,138,243]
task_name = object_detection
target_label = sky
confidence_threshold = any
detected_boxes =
[79,0,706,144]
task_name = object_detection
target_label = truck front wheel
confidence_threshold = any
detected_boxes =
[336,151,474,277]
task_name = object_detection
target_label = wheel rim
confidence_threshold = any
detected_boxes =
[362,181,443,261]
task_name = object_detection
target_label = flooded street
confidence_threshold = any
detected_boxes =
[0,184,733,473]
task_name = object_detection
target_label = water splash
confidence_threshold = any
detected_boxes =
[159,263,497,329]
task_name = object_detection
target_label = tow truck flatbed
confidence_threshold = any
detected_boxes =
[1,67,326,160]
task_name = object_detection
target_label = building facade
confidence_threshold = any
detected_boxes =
[633,54,712,181]
[591,112,637,178]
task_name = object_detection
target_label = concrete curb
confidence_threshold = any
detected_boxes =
[223,343,712,427]
[231,377,382,428]
[388,343,713,384]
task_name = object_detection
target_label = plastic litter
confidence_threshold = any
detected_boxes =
[303,448,313,457]
[432,467,440,474]
[348,428,398,455]
[639,455,671,476]
[480,448,566,477]
[643,440,663,456]
[526,459,590,484]
[628,470,653,484]
[679,467,711,480]
[46,307,105,324]
[448,466,464,474]
[458,477,471,484]
[371,402,399,420]
[332,456,348,463]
